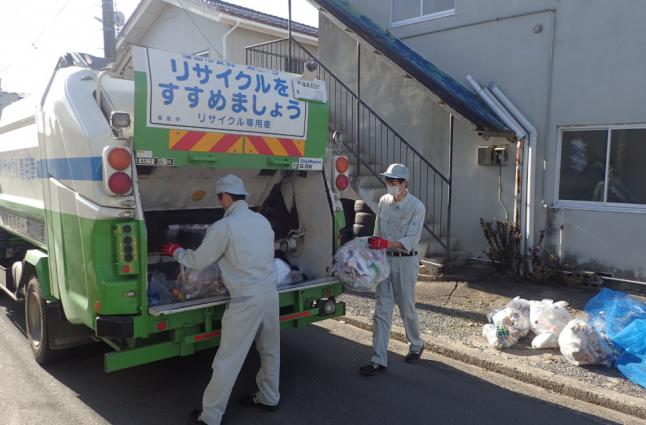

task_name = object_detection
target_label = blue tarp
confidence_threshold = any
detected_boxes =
[585,288,646,388]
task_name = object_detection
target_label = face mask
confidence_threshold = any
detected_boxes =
[387,185,401,197]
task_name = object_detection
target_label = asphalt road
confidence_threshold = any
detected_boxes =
[0,295,613,425]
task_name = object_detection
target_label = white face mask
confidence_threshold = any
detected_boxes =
[387,185,401,197]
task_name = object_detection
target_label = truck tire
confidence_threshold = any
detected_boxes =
[340,198,356,227]
[354,200,373,214]
[25,277,60,364]
[354,212,376,227]
[353,224,374,238]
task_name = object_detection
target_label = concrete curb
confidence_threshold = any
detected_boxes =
[338,315,646,420]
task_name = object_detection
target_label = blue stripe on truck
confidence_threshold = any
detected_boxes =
[0,156,103,181]
[44,157,103,181]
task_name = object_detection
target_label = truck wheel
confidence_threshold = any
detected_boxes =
[25,277,59,364]
[354,212,376,227]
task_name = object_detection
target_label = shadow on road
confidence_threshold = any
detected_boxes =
[1,295,613,425]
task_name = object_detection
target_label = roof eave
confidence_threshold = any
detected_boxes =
[310,0,514,139]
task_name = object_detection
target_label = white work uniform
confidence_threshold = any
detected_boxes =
[173,200,279,425]
[371,192,425,367]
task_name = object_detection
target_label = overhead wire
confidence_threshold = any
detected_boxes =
[31,0,77,47]
[176,0,224,58]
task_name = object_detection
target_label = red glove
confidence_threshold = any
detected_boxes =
[368,237,389,250]
[161,242,182,257]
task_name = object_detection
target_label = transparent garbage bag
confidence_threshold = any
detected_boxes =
[333,237,390,292]
[559,319,616,366]
[529,299,572,347]
[178,263,228,300]
[482,323,519,350]
[532,332,560,349]
[529,299,572,335]
[483,306,531,349]
[147,269,180,306]
[274,258,292,285]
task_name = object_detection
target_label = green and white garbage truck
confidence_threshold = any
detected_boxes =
[0,47,347,372]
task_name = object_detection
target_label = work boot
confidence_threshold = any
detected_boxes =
[186,409,207,425]
[405,346,424,364]
[359,361,387,376]
[239,394,280,412]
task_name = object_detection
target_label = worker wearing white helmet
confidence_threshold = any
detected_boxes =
[161,174,280,425]
[360,163,426,376]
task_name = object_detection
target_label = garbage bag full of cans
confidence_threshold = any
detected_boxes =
[334,237,390,292]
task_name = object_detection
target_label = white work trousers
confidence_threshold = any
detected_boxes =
[371,256,423,367]
[200,290,280,425]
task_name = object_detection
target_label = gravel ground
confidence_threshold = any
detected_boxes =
[340,290,646,399]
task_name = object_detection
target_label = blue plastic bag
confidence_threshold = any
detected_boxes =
[614,319,646,389]
[584,288,646,338]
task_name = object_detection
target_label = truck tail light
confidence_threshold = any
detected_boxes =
[335,174,349,191]
[333,155,349,192]
[103,146,133,196]
[108,172,132,194]
[107,147,132,170]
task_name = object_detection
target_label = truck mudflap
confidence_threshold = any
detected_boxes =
[103,279,344,372]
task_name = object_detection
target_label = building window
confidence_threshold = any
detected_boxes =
[390,0,455,27]
[557,126,646,208]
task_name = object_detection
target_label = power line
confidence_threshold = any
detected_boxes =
[31,0,77,47]
[176,0,224,59]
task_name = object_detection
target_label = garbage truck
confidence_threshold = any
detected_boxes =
[0,48,347,372]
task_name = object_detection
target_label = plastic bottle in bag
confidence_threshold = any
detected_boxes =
[333,237,390,292]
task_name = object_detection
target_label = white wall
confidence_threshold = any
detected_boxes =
[326,0,646,279]
[138,4,318,65]
[319,14,514,255]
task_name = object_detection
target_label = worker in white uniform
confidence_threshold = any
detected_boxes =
[161,174,280,425]
[360,163,426,376]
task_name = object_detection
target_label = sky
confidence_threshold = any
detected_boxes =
[0,0,318,94]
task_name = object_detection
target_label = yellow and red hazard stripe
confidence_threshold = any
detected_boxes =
[245,135,305,157]
[168,131,305,157]
[169,131,244,153]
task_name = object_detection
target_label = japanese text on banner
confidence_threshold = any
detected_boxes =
[145,49,308,139]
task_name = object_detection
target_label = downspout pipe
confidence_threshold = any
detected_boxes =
[489,84,538,254]
[482,85,529,251]
[221,20,241,60]
[466,75,529,247]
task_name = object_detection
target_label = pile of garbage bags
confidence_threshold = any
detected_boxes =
[483,288,646,389]
[148,258,303,306]
[333,237,390,292]
[148,263,227,305]
[483,298,571,350]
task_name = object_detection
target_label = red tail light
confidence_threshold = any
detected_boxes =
[335,156,349,173]
[335,174,349,191]
[103,146,133,196]
[108,172,132,194]
[107,147,132,170]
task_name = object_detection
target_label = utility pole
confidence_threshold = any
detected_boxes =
[101,0,116,60]
[288,0,292,72]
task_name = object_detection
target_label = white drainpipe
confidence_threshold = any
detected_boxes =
[466,75,529,249]
[489,84,538,254]
[221,20,241,59]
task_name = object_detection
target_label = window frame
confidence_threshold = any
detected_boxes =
[389,0,456,28]
[554,123,646,213]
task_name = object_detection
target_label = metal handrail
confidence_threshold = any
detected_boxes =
[246,37,452,254]
[292,39,448,183]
